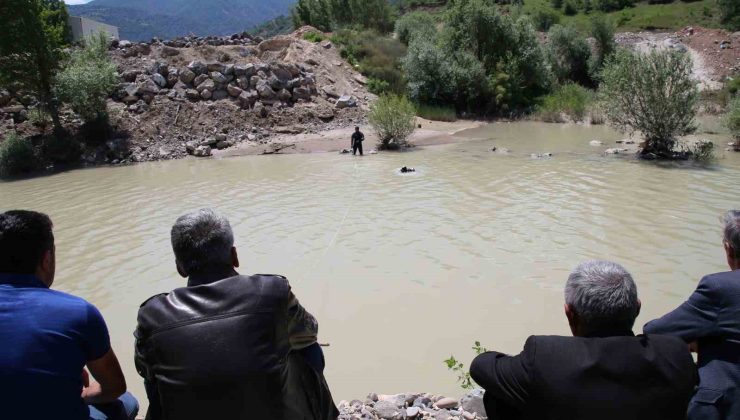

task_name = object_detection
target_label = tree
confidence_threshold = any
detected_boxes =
[548,25,592,86]
[600,49,698,158]
[369,94,417,150]
[54,33,119,123]
[292,0,392,32]
[0,0,70,136]
[718,0,740,31]
[589,15,616,78]
[0,133,39,177]
[395,11,437,46]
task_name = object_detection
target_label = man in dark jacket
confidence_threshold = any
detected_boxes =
[351,126,364,156]
[644,210,740,420]
[134,208,337,420]
[470,260,697,420]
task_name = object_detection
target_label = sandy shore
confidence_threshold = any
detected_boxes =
[214,118,486,157]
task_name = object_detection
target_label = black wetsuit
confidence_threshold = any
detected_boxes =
[351,131,364,156]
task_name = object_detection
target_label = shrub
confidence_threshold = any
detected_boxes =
[0,133,38,177]
[28,107,51,131]
[600,49,698,158]
[718,0,740,30]
[548,25,592,86]
[416,104,458,122]
[690,140,715,161]
[563,0,579,15]
[532,8,561,31]
[727,77,740,96]
[727,96,740,143]
[589,15,616,78]
[593,0,632,12]
[334,30,407,94]
[551,0,564,9]
[367,77,391,95]
[538,83,593,122]
[395,11,437,46]
[54,32,119,122]
[369,94,417,150]
[303,31,325,42]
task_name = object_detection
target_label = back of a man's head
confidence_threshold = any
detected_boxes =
[0,210,54,275]
[171,208,234,277]
[565,260,640,336]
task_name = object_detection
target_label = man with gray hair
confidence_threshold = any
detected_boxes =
[645,210,740,420]
[470,260,697,420]
[134,209,338,420]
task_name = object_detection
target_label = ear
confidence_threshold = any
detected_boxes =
[565,303,578,336]
[635,299,642,317]
[231,246,239,268]
[176,260,187,278]
[36,247,56,287]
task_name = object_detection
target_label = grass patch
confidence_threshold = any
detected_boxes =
[303,31,325,42]
[331,29,407,94]
[537,83,594,122]
[416,104,458,122]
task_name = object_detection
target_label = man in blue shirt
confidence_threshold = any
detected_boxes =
[0,210,138,420]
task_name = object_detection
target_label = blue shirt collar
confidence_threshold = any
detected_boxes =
[0,273,48,288]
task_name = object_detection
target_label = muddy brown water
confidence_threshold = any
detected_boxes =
[1,121,738,407]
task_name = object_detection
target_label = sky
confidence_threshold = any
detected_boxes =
[64,0,93,4]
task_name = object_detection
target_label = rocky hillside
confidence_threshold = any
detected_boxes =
[69,0,295,41]
[0,27,373,166]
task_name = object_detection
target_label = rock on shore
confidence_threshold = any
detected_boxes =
[338,389,487,420]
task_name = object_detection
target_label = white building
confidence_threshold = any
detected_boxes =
[68,16,119,43]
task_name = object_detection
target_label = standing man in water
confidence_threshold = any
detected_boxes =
[470,260,697,420]
[135,208,337,420]
[0,210,138,420]
[351,126,364,156]
[645,210,740,420]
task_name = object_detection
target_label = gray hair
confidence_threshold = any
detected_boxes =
[723,210,740,259]
[171,208,234,275]
[565,260,640,332]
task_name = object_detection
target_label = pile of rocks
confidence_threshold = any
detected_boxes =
[112,31,263,56]
[338,390,487,420]
[114,59,323,116]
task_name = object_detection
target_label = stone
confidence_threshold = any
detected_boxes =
[185,89,200,100]
[161,46,179,57]
[179,68,196,84]
[193,145,211,157]
[335,95,357,109]
[250,75,261,88]
[589,140,603,146]
[118,40,132,48]
[223,64,235,75]
[151,73,167,88]
[234,63,255,77]
[187,61,207,75]
[317,108,334,121]
[413,397,432,408]
[238,91,256,108]
[200,89,212,100]
[257,80,277,99]
[196,79,215,93]
[293,87,312,101]
[268,74,284,90]
[271,66,293,81]
[253,101,269,118]
[121,69,141,82]
[227,84,243,97]
[207,62,226,74]
[321,41,332,49]
[406,407,420,418]
[193,74,210,87]
[277,88,292,102]
[322,85,340,99]
[434,397,458,409]
[210,72,229,84]
[166,70,179,87]
[374,400,402,419]
[216,140,232,150]
[460,389,486,419]
[137,78,160,95]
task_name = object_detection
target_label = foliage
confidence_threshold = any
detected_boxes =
[395,11,438,45]
[303,31,325,42]
[28,108,51,131]
[717,0,740,30]
[538,83,593,122]
[689,140,715,161]
[250,15,294,38]
[589,15,616,78]
[367,78,391,95]
[600,49,698,158]
[333,30,407,94]
[563,0,579,15]
[54,33,119,123]
[369,94,417,150]
[0,0,72,135]
[292,0,394,32]
[0,133,38,177]
[727,96,740,141]
[532,7,561,30]
[548,25,592,86]
[728,77,740,96]
[416,104,457,122]
[444,341,488,390]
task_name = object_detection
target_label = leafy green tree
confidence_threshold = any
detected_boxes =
[369,94,417,150]
[0,0,71,136]
[589,15,616,78]
[0,133,39,177]
[54,33,119,123]
[718,0,740,30]
[548,25,592,86]
[292,0,392,32]
[395,11,437,45]
[600,49,698,158]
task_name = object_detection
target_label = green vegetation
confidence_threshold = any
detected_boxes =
[292,0,394,32]
[727,97,740,143]
[250,15,294,38]
[538,83,594,122]
[690,139,716,161]
[331,29,407,94]
[369,94,417,150]
[0,0,71,136]
[589,15,616,78]
[28,108,51,131]
[444,341,488,390]
[0,133,38,177]
[303,31,326,42]
[600,49,698,158]
[55,33,119,123]
[395,11,438,45]
[718,0,739,30]
[416,104,458,122]
[548,24,593,86]
[532,7,561,31]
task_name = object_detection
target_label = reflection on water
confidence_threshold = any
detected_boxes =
[1,121,738,405]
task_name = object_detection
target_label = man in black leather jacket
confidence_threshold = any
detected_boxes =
[134,208,338,420]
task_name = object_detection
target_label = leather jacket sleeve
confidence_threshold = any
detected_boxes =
[286,286,319,350]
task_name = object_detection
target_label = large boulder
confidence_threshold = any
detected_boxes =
[185,89,200,101]
[335,95,357,109]
[121,69,141,82]
[257,36,293,53]
[227,84,243,98]
[277,88,292,102]
[196,79,215,93]
[256,80,276,99]
[210,72,229,84]
[193,145,211,157]
[166,70,179,88]
[161,46,180,57]
[460,389,486,419]
[179,68,196,84]
[151,73,167,88]
[268,74,284,90]
[234,64,255,77]
[137,76,160,95]
[200,89,212,100]
[271,65,292,81]
[238,90,258,109]
[236,76,250,90]
[206,62,226,74]
[292,87,311,101]
[193,74,210,87]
